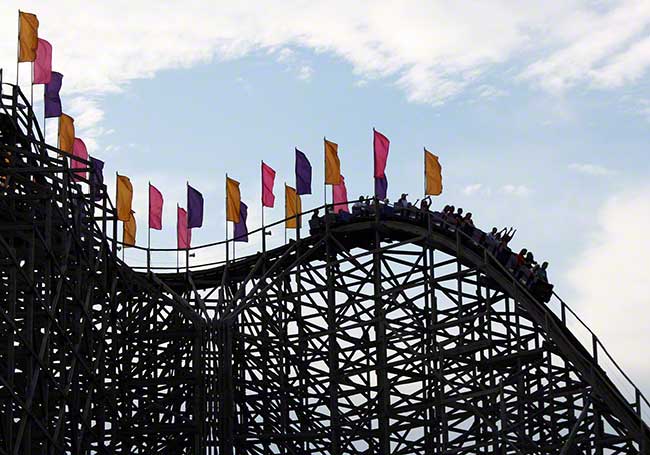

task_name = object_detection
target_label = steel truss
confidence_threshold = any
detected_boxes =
[0,80,649,453]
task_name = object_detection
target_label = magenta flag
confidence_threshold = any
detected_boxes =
[177,206,191,249]
[332,175,349,214]
[262,162,276,208]
[373,128,390,178]
[71,138,88,182]
[33,39,52,85]
[149,184,163,230]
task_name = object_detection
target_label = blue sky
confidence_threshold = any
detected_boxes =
[1,1,649,391]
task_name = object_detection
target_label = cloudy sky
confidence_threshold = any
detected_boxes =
[2,1,649,393]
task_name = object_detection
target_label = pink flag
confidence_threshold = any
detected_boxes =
[373,128,389,178]
[33,38,52,84]
[262,161,276,208]
[71,138,88,181]
[332,175,349,214]
[149,184,163,230]
[177,206,191,249]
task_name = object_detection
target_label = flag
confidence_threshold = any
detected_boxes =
[123,211,136,248]
[58,114,74,154]
[71,138,88,181]
[33,39,52,84]
[332,175,349,214]
[187,184,204,228]
[373,129,390,178]
[261,162,276,208]
[324,139,341,185]
[285,185,301,229]
[44,72,63,118]
[116,174,133,221]
[149,184,163,230]
[90,157,104,200]
[177,206,191,249]
[425,149,443,196]
[375,175,388,200]
[226,177,241,223]
[18,12,39,63]
[234,201,248,242]
[295,148,312,195]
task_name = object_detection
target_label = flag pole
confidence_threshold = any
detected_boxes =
[284,183,287,245]
[16,10,20,86]
[186,181,190,273]
[225,173,229,263]
[30,62,33,109]
[261,160,266,253]
[147,181,151,272]
[323,137,326,209]
[176,203,180,273]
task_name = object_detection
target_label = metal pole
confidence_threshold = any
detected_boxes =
[186,181,190,272]
[284,183,287,245]
[16,10,20,86]
[147,182,151,272]
[323,137,327,208]
[225,173,229,263]
[261,160,266,253]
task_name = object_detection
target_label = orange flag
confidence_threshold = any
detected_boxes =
[324,138,341,185]
[425,149,443,196]
[226,177,241,223]
[18,12,39,62]
[58,114,75,154]
[285,185,301,229]
[123,211,136,248]
[116,174,133,221]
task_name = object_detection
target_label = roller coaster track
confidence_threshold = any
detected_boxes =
[1,80,649,454]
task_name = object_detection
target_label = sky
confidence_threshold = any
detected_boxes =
[1,1,649,395]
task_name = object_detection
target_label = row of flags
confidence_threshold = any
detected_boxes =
[112,130,443,250]
[17,10,444,252]
[17,11,103,212]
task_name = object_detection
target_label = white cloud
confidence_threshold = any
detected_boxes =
[568,162,615,176]
[4,1,650,109]
[3,1,650,147]
[297,65,313,81]
[567,184,650,386]
[462,183,483,195]
[501,184,530,197]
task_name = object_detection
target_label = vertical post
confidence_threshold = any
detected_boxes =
[374,197,390,455]
[176,203,180,273]
[284,183,288,245]
[30,61,33,108]
[16,10,20,86]
[261,160,266,253]
[225,173,229,263]
[186,181,190,272]
[323,137,327,208]
[147,182,151,272]
[324,198,340,455]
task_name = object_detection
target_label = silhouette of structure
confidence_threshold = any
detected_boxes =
[1,80,649,454]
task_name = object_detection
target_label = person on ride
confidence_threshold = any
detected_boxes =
[352,196,365,216]
[420,196,431,211]
[536,261,548,282]
[396,193,409,209]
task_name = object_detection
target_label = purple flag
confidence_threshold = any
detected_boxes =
[233,201,248,242]
[44,72,63,118]
[90,157,104,200]
[295,148,312,195]
[375,175,388,200]
[187,184,204,228]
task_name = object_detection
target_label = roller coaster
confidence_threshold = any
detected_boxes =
[1,79,649,454]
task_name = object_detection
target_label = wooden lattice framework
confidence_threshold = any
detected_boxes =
[0,80,649,454]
